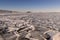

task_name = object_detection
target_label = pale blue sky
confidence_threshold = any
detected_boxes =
[0,0,60,12]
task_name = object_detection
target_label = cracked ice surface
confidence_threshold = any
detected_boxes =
[0,13,60,40]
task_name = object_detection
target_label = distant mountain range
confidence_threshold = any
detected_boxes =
[0,10,19,13]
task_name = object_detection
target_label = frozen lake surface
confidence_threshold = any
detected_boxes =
[0,12,60,40]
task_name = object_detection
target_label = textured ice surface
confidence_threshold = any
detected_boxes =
[0,13,60,40]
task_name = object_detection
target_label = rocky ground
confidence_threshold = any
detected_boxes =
[0,12,60,40]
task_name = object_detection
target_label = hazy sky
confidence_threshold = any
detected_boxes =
[0,0,60,12]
